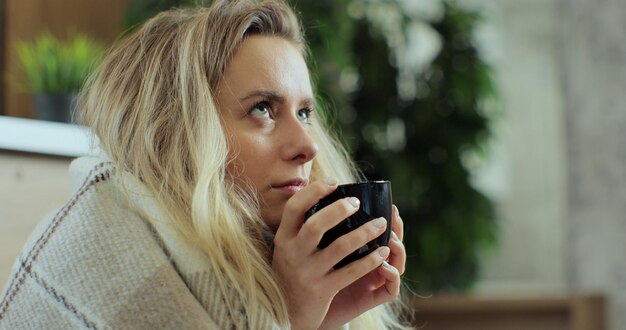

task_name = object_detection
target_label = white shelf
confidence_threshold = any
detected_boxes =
[0,115,99,157]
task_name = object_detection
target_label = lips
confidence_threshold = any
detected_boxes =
[271,178,308,195]
[272,178,308,188]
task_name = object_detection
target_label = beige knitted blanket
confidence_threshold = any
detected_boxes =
[0,156,278,329]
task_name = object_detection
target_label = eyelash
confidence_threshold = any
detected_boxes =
[248,100,314,125]
[298,107,314,125]
[249,101,272,117]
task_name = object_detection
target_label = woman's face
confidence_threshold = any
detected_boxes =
[216,35,318,228]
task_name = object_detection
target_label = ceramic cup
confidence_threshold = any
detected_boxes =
[305,180,392,269]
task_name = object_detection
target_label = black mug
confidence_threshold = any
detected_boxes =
[305,181,392,269]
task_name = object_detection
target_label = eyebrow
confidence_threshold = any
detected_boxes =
[238,90,314,108]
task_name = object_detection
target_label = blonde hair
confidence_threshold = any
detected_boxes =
[80,0,409,328]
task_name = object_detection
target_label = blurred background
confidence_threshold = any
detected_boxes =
[0,0,623,329]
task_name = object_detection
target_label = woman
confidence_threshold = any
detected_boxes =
[0,0,409,329]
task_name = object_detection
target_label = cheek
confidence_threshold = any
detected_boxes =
[226,135,267,183]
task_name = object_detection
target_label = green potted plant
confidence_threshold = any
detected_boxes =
[15,33,104,123]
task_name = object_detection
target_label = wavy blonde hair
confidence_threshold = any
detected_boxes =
[80,0,409,328]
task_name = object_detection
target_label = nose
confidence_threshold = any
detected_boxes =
[280,117,318,163]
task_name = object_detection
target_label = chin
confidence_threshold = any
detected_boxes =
[260,201,286,229]
[263,219,281,232]
[261,212,282,232]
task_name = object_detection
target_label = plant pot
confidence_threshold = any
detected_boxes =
[34,93,78,123]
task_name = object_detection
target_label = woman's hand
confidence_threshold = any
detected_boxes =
[319,204,405,329]
[272,179,406,330]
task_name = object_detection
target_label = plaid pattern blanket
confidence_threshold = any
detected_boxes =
[0,156,277,329]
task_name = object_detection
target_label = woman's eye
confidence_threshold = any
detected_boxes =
[249,102,271,118]
[297,108,313,124]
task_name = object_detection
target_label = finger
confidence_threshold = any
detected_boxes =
[298,196,361,254]
[375,261,401,299]
[326,246,390,293]
[392,205,404,241]
[388,234,406,275]
[276,178,338,238]
[361,269,386,290]
[316,217,388,268]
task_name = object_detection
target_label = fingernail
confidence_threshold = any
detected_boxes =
[382,260,392,268]
[379,246,390,258]
[323,178,337,186]
[372,217,387,228]
[347,197,360,208]
[392,231,400,241]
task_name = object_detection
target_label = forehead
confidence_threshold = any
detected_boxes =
[218,35,313,99]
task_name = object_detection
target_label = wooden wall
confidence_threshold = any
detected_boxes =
[0,152,72,283]
[412,295,605,330]
[3,0,129,118]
